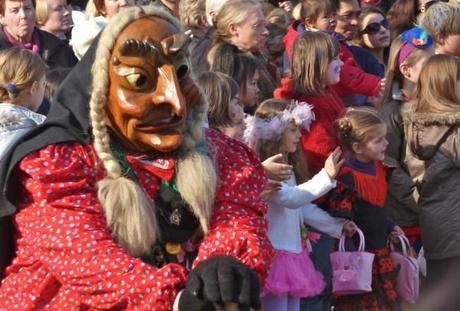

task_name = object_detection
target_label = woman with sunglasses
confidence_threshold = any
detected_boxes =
[355,7,391,76]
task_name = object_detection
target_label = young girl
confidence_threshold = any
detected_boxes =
[330,107,404,310]
[275,31,344,175]
[0,48,47,158]
[245,98,356,311]
[379,26,434,250]
[196,71,245,141]
[408,55,460,308]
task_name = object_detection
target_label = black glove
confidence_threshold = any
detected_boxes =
[178,255,261,311]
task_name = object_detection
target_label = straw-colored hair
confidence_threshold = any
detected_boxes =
[290,31,340,96]
[179,0,206,28]
[213,0,260,45]
[379,35,434,107]
[89,5,216,256]
[0,48,47,104]
[336,107,385,149]
[421,2,460,43]
[414,54,460,114]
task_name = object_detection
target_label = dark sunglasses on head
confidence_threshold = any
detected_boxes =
[361,19,390,35]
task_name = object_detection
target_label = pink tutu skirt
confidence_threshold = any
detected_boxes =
[263,247,325,297]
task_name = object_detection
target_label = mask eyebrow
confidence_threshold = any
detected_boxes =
[118,39,166,64]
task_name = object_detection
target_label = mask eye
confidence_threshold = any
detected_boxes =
[176,64,188,79]
[125,73,148,89]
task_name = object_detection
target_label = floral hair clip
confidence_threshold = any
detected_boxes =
[398,26,433,65]
[243,100,315,145]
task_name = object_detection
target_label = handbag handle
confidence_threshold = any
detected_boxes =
[338,228,365,252]
[389,234,410,255]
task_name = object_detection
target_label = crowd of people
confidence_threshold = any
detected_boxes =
[0,0,459,309]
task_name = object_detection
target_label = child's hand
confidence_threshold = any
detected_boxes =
[342,220,357,238]
[379,78,386,96]
[324,147,344,179]
[260,179,282,201]
[279,1,293,12]
[389,225,405,243]
[263,153,293,181]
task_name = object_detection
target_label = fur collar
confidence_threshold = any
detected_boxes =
[410,111,460,127]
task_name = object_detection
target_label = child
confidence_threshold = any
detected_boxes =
[245,98,356,311]
[330,107,404,310]
[282,0,382,101]
[379,26,434,250]
[408,55,460,309]
[275,31,345,175]
[196,71,245,141]
[0,48,47,158]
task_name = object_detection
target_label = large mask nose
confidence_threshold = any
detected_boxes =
[151,64,186,117]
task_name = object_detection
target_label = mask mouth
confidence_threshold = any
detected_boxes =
[137,105,185,131]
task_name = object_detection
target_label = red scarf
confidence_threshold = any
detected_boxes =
[126,154,175,182]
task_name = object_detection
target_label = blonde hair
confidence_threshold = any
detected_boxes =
[179,0,206,28]
[421,2,460,43]
[379,35,433,106]
[89,5,216,256]
[414,54,460,113]
[253,98,310,183]
[290,31,339,96]
[336,107,386,150]
[196,71,238,129]
[213,0,261,45]
[0,48,47,104]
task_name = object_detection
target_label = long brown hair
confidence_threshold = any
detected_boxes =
[378,35,433,107]
[253,99,310,183]
[414,54,460,113]
[290,31,339,96]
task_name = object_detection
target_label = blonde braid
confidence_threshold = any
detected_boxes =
[89,6,172,256]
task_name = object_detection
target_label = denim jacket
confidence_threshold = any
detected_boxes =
[0,104,45,159]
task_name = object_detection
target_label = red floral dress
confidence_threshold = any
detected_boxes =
[0,129,273,310]
[327,160,399,311]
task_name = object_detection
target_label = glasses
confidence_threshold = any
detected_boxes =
[418,0,449,14]
[361,19,389,35]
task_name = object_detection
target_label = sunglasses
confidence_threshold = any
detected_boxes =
[362,19,390,35]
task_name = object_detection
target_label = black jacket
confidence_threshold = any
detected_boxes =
[0,27,78,69]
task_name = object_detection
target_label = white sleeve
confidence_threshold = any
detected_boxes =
[270,169,336,209]
[301,203,346,239]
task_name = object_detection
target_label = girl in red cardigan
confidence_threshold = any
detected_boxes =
[274,31,345,175]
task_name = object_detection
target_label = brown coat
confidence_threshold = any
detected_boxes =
[408,111,460,260]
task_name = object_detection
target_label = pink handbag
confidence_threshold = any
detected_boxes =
[330,228,375,295]
[389,235,419,303]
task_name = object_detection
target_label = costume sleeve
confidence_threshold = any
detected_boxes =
[326,173,356,221]
[301,203,346,238]
[270,169,336,209]
[13,143,186,310]
[193,132,274,284]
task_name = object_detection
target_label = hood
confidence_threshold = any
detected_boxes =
[409,111,460,160]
